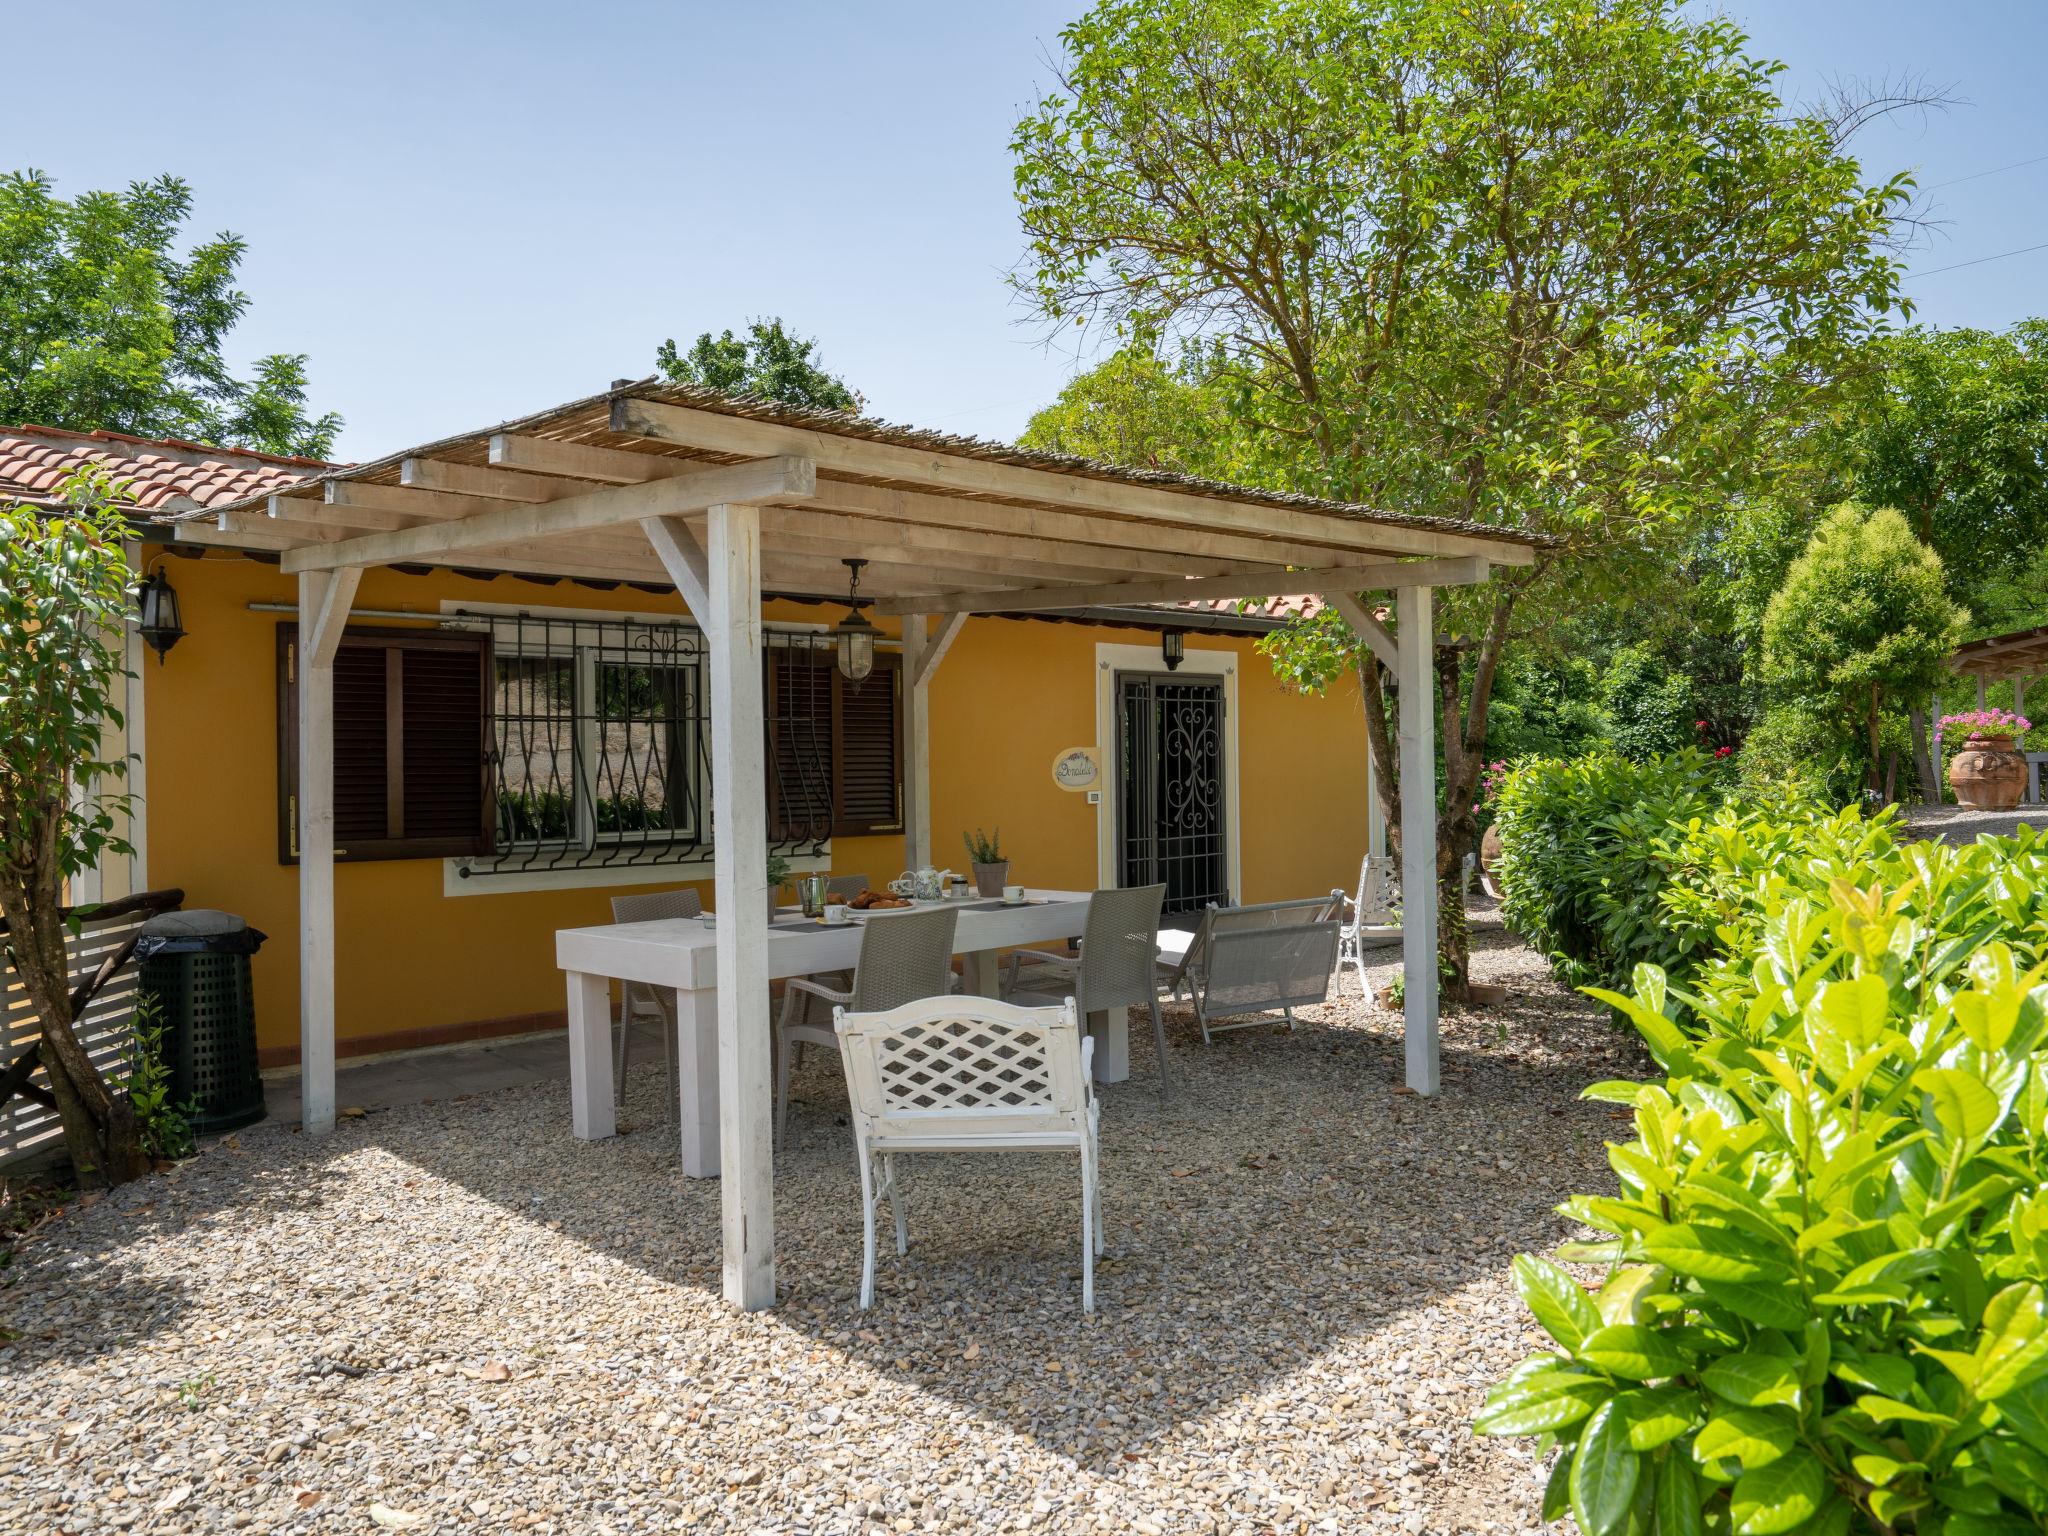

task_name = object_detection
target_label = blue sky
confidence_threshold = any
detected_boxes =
[13,0,2047,462]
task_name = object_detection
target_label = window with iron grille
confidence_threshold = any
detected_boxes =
[464,611,897,877]
[280,610,900,879]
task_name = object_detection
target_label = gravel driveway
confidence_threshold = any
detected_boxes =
[1,916,1639,1535]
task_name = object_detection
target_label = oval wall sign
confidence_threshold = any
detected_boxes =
[1052,747,1099,792]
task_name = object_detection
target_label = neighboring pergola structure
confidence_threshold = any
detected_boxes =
[170,380,1542,1310]
[1952,624,2048,714]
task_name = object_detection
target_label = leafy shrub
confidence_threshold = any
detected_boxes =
[122,994,195,1162]
[1493,751,1735,990]
[1480,826,2048,1534]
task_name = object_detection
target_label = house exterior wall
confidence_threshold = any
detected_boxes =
[141,553,1374,1060]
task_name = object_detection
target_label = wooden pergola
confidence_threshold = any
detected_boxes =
[174,380,1542,1310]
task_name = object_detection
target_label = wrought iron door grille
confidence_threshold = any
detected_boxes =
[1117,673,1227,915]
[455,611,837,876]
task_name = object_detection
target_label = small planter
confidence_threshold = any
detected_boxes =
[972,861,1010,898]
[1949,733,2028,810]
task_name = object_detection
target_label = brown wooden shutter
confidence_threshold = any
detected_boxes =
[766,650,834,842]
[833,652,902,836]
[278,624,493,863]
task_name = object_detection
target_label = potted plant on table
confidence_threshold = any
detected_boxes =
[766,853,792,921]
[963,828,1008,898]
[1937,708,2032,809]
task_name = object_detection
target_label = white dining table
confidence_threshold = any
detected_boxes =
[554,889,1121,1177]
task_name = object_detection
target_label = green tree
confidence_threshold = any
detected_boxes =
[0,171,340,457]
[1760,504,1964,799]
[656,318,861,412]
[1011,0,1907,994]
[0,473,150,1186]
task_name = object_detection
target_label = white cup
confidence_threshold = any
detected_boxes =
[1003,885,1026,904]
[823,904,849,925]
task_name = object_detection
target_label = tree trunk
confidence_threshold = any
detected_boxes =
[1866,686,1885,801]
[1909,705,1939,805]
[1355,583,1523,1007]
[0,802,148,1187]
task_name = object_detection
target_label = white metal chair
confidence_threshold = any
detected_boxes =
[1334,855,1402,995]
[1160,895,1343,1043]
[1003,883,1171,1098]
[609,887,703,1112]
[775,904,959,1149]
[834,995,1102,1312]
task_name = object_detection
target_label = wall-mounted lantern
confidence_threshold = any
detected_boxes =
[137,565,185,663]
[1161,629,1186,672]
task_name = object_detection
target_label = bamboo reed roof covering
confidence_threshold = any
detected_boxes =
[164,378,1546,609]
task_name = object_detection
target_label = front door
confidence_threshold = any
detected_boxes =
[1116,672,1228,916]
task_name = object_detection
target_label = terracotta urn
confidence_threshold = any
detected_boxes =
[1949,733,2028,811]
[1478,823,1504,899]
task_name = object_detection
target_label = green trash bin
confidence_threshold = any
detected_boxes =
[138,910,268,1136]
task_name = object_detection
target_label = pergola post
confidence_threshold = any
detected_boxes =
[898,612,965,870]
[1394,584,1440,1096]
[901,614,930,869]
[705,501,774,1311]
[297,565,362,1134]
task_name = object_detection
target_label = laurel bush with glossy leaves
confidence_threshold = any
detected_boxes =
[1480,822,2048,1534]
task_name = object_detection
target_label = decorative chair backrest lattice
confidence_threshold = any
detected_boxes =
[1072,883,1166,1015]
[1351,856,1399,927]
[826,873,871,902]
[611,887,703,924]
[847,905,959,1013]
[836,996,1092,1143]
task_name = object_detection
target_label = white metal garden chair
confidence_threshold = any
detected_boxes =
[775,904,958,1150]
[833,995,1102,1312]
[610,886,702,1112]
[1333,855,1402,995]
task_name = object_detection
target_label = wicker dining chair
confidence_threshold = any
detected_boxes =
[774,904,959,1149]
[609,887,703,1112]
[826,873,871,901]
[1002,883,1170,1098]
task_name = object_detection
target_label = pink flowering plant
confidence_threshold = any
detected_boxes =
[1933,707,2032,757]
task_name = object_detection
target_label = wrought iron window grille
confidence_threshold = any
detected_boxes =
[446,610,840,877]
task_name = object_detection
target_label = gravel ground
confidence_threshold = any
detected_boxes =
[1,913,1642,1536]
[1900,803,2047,846]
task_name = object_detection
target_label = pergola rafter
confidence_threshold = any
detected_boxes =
[164,379,1546,1314]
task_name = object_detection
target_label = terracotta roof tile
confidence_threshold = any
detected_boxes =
[0,424,331,513]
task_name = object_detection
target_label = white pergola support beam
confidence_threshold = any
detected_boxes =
[876,556,1489,618]
[401,456,566,503]
[706,502,775,1311]
[642,514,712,618]
[281,456,815,574]
[297,564,364,1136]
[491,431,693,484]
[1395,584,1440,1096]
[914,612,966,690]
[1323,591,1398,670]
[613,397,1535,566]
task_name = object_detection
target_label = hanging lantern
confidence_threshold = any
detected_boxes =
[1161,629,1186,672]
[833,558,881,683]
[137,566,185,663]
